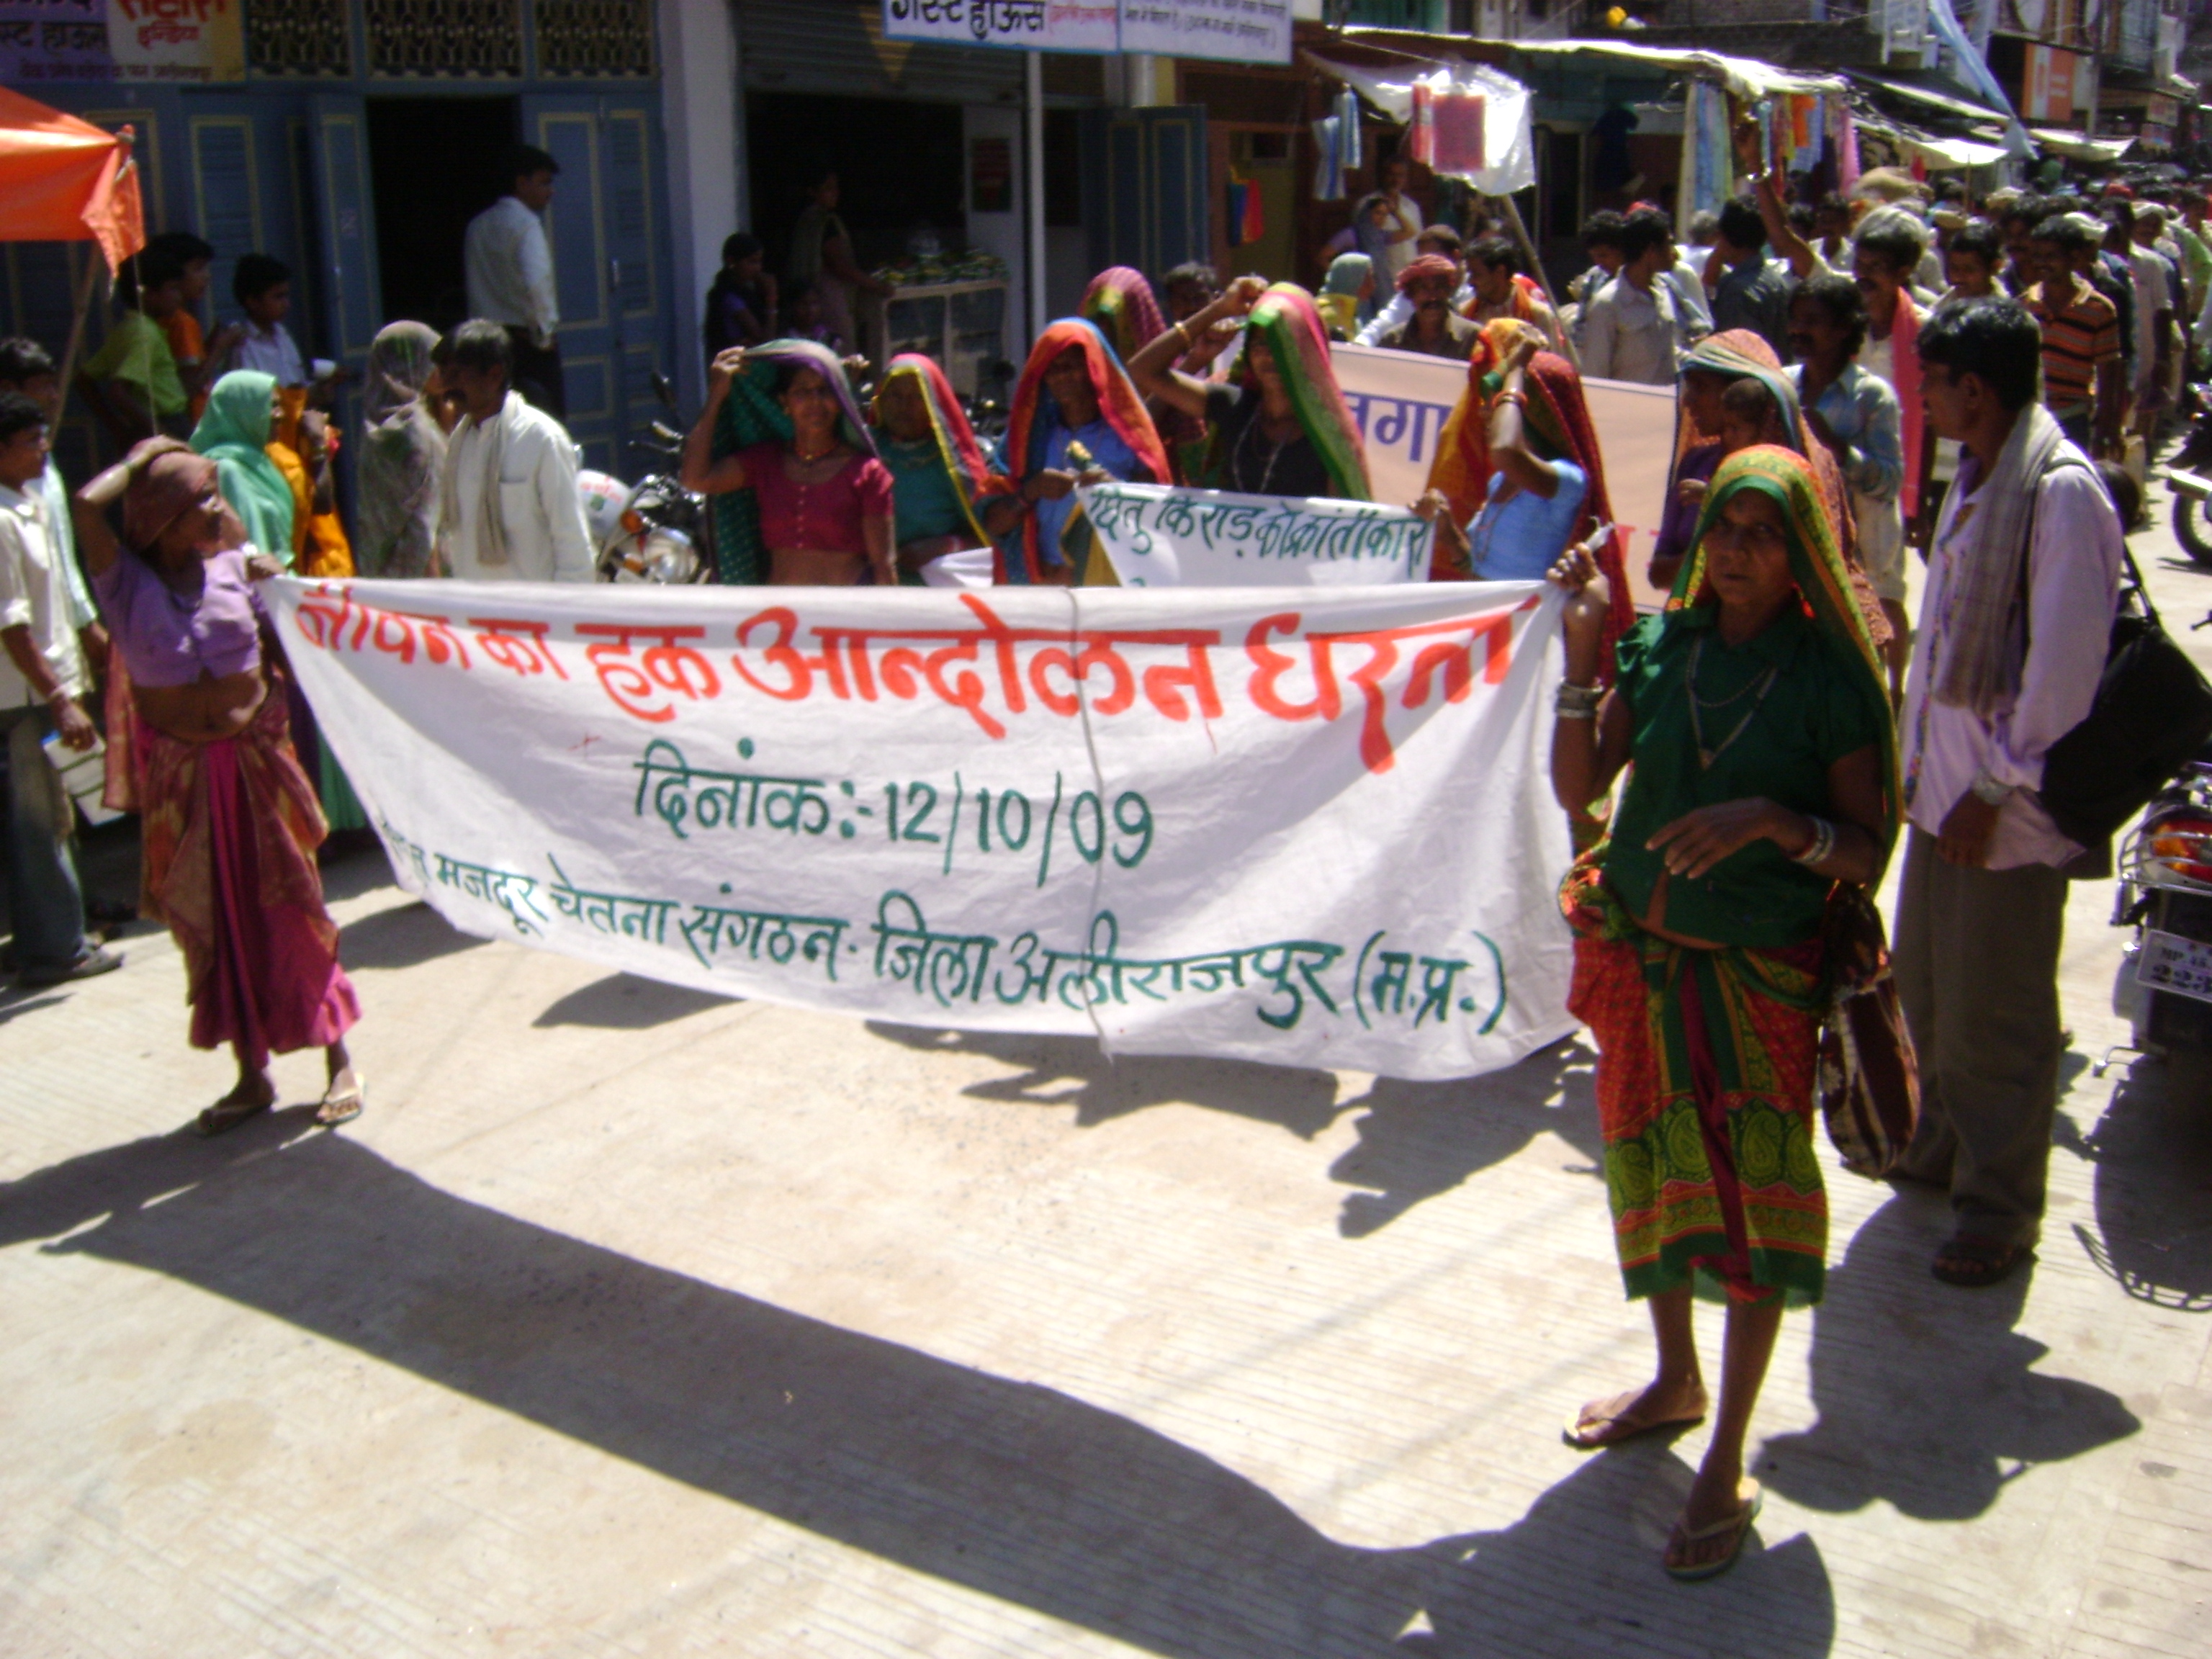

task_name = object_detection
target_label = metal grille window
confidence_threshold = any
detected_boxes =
[535,0,655,76]
[247,0,352,76]
[366,0,524,76]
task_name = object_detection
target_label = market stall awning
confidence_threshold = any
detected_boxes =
[1334,27,1846,100]
[1866,122,2011,170]
[2031,127,2134,163]
[0,86,144,273]
[1846,69,2010,125]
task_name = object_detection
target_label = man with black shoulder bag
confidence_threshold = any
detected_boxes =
[1894,299,2126,1290]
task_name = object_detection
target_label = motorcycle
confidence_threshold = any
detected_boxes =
[587,372,709,585]
[2106,649,2212,1069]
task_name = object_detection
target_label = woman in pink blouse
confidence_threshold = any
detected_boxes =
[681,340,894,586]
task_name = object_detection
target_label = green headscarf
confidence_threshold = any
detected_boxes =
[192,369,296,568]
[1207,282,1371,501]
[1676,444,1901,861]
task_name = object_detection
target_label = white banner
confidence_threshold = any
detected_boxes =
[881,0,1290,61]
[1079,481,1426,588]
[105,0,243,81]
[1330,343,1679,611]
[274,578,1575,1082]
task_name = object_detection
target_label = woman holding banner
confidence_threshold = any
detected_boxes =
[1549,445,1897,1582]
[71,439,365,1136]
[1126,277,1370,501]
[683,340,896,587]
[982,319,1169,585]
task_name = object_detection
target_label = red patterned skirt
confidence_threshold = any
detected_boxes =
[137,683,359,1071]
[1563,857,1827,1306]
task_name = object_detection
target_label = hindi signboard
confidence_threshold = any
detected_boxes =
[0,0,240,81]
[883,0,1291,62]
[1079,482,1429,587]
[273,578,1575,1082]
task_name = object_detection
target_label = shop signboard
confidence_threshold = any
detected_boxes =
[884,0,1292,63]
[2023,44,2077,125]
[0,0,243,81]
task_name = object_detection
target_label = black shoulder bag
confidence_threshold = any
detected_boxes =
[2036,539,2212,848]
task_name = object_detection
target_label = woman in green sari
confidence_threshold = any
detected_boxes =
[1549,444,1899,1582]
[191,370,295,565]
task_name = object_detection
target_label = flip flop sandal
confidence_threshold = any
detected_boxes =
[315,1069,366,1128]
[1931,1236,2033,1288]
[197,1093,273,1138]
[1563,1400,1707,1451]
[1664,1485,1763,1583]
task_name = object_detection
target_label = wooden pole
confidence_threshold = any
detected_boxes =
[53,243,103,423]
[1494,190,1578,369]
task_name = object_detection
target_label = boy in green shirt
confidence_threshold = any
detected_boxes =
[78,246,190,442]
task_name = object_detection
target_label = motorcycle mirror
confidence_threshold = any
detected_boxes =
[652,372,678,412]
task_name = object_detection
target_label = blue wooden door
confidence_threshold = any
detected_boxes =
[1079,106,1210,286]
[519,93,673,477]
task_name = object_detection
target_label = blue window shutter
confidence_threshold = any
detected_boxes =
[604,110,654,318]
[191,118,260,323]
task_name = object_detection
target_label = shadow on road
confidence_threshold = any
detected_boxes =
[1760,1195,2139,1521]
[1328,1038,1597,1237]
[2072,1051,2212,1313]
[864,1024,1347,1139]
[338,899,492,972]
[3,1125,1844,1658]
[533,971,739,1029]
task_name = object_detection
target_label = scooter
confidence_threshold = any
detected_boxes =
[587,373,709,584]
[2105,711,2212,1069]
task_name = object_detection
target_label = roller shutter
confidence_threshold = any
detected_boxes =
[738,0,1025,105]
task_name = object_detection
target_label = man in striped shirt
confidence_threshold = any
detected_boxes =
[2023,215,2121,456]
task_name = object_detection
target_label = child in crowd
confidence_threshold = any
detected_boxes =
[703,233,777,357]
[230,254,307,387]
[144,231,243,419]
[783,281,845,354]
[78,247,191,443]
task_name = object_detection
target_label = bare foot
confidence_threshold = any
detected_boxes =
[1563,1379,1709,1449]
[197,1073,276,1137]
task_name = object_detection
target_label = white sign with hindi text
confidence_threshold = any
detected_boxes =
[1079,481,1427,588]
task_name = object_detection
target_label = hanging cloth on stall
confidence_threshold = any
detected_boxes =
[1431,90,1486,176]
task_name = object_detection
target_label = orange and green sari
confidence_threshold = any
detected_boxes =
[1565,445,1899,1307]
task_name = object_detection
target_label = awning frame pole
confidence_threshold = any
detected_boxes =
[1028,50,1047,344]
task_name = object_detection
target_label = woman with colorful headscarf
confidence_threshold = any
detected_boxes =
[355,321,446,580]
[71,438,365,1136]
[1127,276,1370,500]
[682,339,894,586]
[1316,251,1376,341]
[1078,266,1168,368]
[1422,318,1631,648]
[982,318,1169,585]
[1549,444,1897,1583]
[871,353,1000,585]
[190,370,294,566]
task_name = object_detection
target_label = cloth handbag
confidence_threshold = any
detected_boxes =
[1815,884,1920,1179]
[2036,546,2212,848]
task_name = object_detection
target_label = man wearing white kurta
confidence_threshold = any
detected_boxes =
[464,144,565,418]
[435,321,593,584]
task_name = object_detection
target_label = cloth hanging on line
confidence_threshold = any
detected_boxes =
[1431,90,1485,176]
[1336,88,1362,171]
[1312,115,1344,200]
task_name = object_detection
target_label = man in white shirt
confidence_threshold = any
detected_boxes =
[464,144,565,418]
[1580,208,1702,385]
[1894,300,2123,1290]
[1371,155,1424,287]
[0,392,117,985]
[434,321,594,584]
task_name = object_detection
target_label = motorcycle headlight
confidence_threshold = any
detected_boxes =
[637,527,698,583]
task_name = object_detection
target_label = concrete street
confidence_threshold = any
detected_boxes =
[3,511,2209,1658]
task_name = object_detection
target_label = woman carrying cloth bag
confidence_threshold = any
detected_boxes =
[1550,444,1899,1582]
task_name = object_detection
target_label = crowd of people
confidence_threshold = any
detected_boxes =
[0,130,2180,1586]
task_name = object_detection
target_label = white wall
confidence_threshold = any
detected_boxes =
[963,102,1025,370]
[659,0,742,413]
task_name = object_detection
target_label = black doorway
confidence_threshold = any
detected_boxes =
[745,93,966,280]
[367,96,520,333]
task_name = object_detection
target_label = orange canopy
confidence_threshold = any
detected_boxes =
[0,86,146,274]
